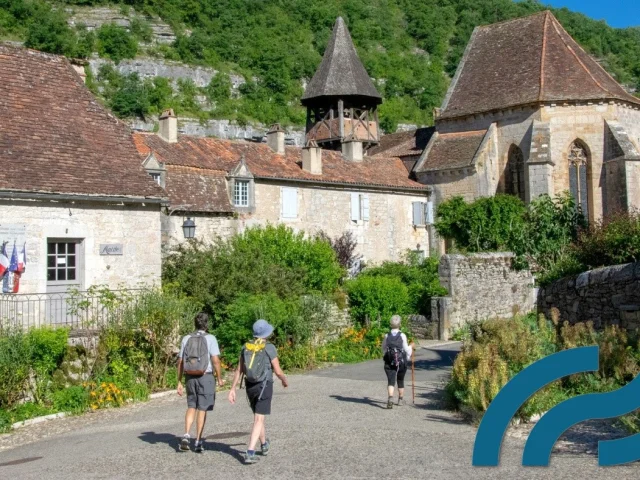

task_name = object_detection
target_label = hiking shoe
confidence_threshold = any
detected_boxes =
[397,397,405,406]
[260,439,270,456]
[387,397,394,409]
[244,451,259,464]
[179,434,191,451]
[194,441,204,453]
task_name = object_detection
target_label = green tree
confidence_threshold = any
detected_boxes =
[96,23,138,63]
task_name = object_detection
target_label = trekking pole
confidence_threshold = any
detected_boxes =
[411,348,416,405]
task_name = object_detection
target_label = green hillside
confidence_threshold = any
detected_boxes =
[2,0,639,131]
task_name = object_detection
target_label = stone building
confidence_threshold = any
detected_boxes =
[134,17,433,264]
[376,11,640,223]
[0,45,165,298]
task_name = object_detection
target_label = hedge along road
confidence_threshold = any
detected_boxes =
[0,343,638,479]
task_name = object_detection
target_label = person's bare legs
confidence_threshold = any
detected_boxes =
[387,385,395,397]
[184,407,196,435]
[247,414,265,451]
[195,410,207,442]
[398,388,405,399]
[259,421,266,446]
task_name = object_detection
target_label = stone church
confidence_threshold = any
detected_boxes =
[376,11,640,223]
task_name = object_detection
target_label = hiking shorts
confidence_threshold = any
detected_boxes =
[384,363,407,388]
[245,380,273,416]
[186,373,215,411]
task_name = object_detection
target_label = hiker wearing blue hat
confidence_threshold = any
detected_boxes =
[228,319,288,464]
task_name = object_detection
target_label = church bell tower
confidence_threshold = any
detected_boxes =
[301,17,382,153]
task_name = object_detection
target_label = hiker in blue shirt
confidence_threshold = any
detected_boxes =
[228,319,288,464]
[177,312,224,453]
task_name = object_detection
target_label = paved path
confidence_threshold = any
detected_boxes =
[0,343,638,479]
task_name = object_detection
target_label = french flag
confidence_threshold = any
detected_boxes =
[0,246,8,278]
[18,242,26,274]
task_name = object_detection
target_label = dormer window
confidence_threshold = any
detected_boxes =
[234,179,250,207]
[150,172,162,186]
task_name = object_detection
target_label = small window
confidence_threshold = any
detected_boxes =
[350,193,370,222]
[234,180,249,207]
[47,241,79,282]
[149,173,162,186]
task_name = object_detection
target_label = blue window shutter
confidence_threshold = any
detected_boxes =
[412,202,422,226]
[425,201,434,224]
[362,194,370,221]
[351,193,360,221]
[282,187,297,218]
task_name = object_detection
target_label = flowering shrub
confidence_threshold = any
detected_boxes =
[85,381,132,410]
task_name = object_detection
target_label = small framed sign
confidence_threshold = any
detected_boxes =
[100,244,124,255]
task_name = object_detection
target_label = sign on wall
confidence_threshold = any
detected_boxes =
[99,244,124,255]
[0,224,27,244]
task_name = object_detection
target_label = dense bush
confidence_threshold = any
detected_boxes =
[315,230,360,273]
[574,212,640,269]
[96,23,138,63]
[95,287,200,391]
[163,225,344,312]
[447,313,640,424]
[435,193,587,286]
[359,252,447,317]
[346,275,409,325]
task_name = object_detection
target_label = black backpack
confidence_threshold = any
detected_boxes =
[384,332,405,369]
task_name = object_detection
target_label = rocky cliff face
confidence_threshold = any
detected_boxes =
[68,6,175,44]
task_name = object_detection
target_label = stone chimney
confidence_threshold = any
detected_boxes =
[302,140,322,175]
[266,123,285,155]
[158,109,178,143]
[342,139,363,162]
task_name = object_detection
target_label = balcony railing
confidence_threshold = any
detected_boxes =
[0,289,141,330]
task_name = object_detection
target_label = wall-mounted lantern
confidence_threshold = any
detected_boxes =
[182,217,196,239]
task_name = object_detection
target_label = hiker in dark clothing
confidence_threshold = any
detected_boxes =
[228,319,288,464]
[382,315,414,409]
[177,312,224,452]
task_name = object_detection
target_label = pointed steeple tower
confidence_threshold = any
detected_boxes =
[302,17,382,154]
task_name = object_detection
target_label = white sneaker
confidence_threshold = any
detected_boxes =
[179,434,190,451]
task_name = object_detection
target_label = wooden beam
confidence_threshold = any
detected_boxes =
[338,99,344,140]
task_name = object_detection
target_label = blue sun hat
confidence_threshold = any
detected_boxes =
[253,319,274,339]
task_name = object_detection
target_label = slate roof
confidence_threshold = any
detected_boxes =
[0,45,165,201]
[439,11,640,120]
[415,130,487,172]
[368,127,435,158]
[301,17,381,105]
[133,133,427,212]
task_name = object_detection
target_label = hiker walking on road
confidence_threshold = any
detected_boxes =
[228,319,288,464]
[177,312,224,453]
[382,315,414,409]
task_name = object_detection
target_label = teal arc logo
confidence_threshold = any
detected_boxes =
[472,346,640,467]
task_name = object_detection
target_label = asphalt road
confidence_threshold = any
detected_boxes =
[0,342,638,479]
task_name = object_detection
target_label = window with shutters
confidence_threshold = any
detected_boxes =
[568,140,590,220]
[281,187,298,219]
[412,201,433,226]
[350,193,370,222]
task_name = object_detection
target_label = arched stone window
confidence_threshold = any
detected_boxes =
[506,145,526,202]
[568,140,589,219]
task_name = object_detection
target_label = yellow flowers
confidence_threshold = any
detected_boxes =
[85,381,132,410]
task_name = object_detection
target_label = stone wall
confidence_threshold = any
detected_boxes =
[431,253,535,339]
[0,199,162,294]
[538,262,640,330]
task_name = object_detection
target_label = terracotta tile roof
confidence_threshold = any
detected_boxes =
[440,11,640,120]
[301,17,381,104]
[133,133,428,207]
[415,130,487,172]
[165,165,232,213]
[368,127,435,158]
[0,45,165,200]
